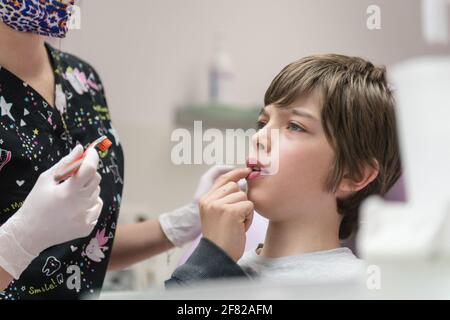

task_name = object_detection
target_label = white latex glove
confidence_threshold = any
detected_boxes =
[159,165,248,247]
[0,145,103,279]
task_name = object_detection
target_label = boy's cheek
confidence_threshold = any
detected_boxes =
[277,145,332,189]
[277,147,312,175]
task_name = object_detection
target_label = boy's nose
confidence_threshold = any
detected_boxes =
[252,127,271,154]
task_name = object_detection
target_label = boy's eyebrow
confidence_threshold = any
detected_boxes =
[290,108,318,121]
[259,107,318,121]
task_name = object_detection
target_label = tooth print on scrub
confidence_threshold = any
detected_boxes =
[0,43,124,300]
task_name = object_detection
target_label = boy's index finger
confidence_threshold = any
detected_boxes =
[210,167,251,191]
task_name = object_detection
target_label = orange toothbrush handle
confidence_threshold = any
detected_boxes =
[54,154,86,182]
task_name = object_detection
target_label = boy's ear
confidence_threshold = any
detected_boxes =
[336,160,380,197]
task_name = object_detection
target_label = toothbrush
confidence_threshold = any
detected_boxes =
[54,136,112,182]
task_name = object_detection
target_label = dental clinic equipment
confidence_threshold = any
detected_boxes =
[54,136,112,182]
[357,0,450,295]
[359,54,450,256]
[422,0,450,44]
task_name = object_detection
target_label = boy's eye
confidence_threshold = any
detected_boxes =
[287,122,305,132]
[256,120,267,130]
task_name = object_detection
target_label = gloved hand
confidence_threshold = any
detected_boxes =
[0,145,103,279]
[159,165,248,247]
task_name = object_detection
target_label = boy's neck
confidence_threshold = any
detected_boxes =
[259,215,342,258]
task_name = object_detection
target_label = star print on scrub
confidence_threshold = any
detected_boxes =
[0,43,124,300]
[0,96,14,121]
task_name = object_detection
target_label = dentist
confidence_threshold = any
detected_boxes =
[0,0,230,299]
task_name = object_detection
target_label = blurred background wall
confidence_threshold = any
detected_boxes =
[52,0,449,289]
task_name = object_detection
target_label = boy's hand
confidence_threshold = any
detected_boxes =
[159,165,237,247]
[199,167,253,262]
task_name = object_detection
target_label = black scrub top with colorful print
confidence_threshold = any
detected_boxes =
[0,43,124,300]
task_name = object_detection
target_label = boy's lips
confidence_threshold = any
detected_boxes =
[247,171,261,180]
[246,157,269,180]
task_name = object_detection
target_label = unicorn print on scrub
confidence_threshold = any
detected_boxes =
[55,84,67,116]
[82,229,109,262]
[64,67,100,95]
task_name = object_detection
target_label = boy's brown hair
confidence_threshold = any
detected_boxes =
[264,54,402,239]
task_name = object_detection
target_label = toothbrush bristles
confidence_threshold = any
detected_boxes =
[97,138,113,151]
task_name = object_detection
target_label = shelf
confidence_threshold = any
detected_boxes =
[173,103,261,130]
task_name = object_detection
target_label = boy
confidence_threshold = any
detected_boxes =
[167,54,402,286]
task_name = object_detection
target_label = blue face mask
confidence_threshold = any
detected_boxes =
[0,0,75,38]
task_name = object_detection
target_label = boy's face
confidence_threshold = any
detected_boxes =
[247,94,338,223]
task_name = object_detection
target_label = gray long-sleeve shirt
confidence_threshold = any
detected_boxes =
[238,246,365,284]
[166,238,364,287]
[165,238,248,287]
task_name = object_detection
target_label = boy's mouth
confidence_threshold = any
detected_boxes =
[246,158,266,180]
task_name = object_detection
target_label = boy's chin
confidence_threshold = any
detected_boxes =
[247,188,275,219]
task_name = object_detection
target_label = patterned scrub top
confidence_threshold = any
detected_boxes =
[0,43,124,300]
